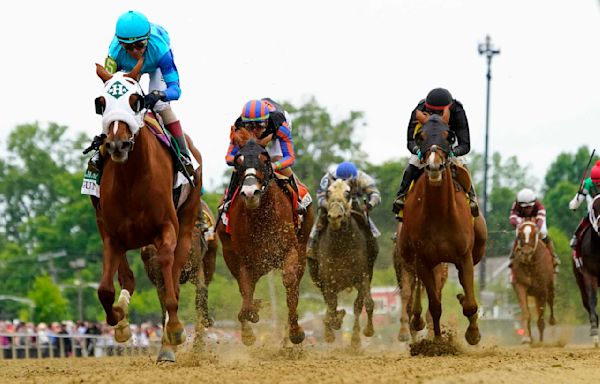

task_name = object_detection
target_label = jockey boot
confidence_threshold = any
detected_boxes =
[392,164,420,217]
[508,242,516,269]
[543,236,560,273]
[467,186,480,217]
[289,175,306,215]
[87,151,104,174]
[166,121,195,177]
[221,171,240,214]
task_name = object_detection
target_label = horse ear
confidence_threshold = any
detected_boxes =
[233,128,252,147]
[415,110,427,124]
[96,63,113,83]
[125,58,144,81]
[441,107,450,124]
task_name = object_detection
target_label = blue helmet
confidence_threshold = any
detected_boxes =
[241,99,270,122]
[116,11,151,43]
[335,161,358,180]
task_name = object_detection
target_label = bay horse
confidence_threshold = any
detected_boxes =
[397,109,487,345]
[216,132,314,346]
[141,197,218,360]
[573,195,600,346]
[313,178,374,348]
[92,60,202,360]
[511,220,556,344]
[393,235,448,342]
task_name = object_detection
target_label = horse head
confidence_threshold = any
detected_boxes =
[234,138,273,209]
[515,220,539,263]
[590,196,600,235]
[326,179,352,230]
[94,59,145,163]
[414,109,455,185]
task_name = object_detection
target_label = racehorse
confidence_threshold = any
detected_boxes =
[393,236,448,342]
[573,195,600,346]
[397,109,487,345]
[312,178,374,347]
[92,60,202,361]
[511,220,556,344]
[216,131,314,346]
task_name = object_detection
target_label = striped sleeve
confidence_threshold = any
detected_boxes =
[509,202,520,227]
[272,122,295,171]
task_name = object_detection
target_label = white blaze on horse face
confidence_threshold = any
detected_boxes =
[112,120,119,136]
[100,73,146,136]
[523,224,532,244]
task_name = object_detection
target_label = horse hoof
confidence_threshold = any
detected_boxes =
[114,319,132,343]
[456,293,465,303]
[324,328,335,343]
[549,317,556,326]
[465,326,481,345]
[521,336,532,345]
[289,329,305,345]
[351,334,361,349]
[398,332,410,342]
[165,326,187,346]
[593,335,599,348]
[363,326,374,338]
[242,332,256,346]
[412,317,426,332]
[156,348,176,363]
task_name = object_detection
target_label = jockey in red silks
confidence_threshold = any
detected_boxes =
[508,188,560,271]
[222,98,312,214]
[568,160,600,267]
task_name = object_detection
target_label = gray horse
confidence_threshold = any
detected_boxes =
[311,179,375,347]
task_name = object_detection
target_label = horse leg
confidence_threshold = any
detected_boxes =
[548,279,556,326]
[322,289,340,343]
[397,262,413,342]
[513,283,531,344]
[411,278,426,335]
[456,254,481,345]
[351,285,365,349]
[282,248,305,344]
[155,224,184,346]
[237,265,258,346]
[113,258,136,343]
[97,240,126,327]
[583,271,599,345]
[534,295,546,343]
[363,276,375,338]
[418,264,441,341]
[156,289,177,363]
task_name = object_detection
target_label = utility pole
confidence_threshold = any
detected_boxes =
[69,258,87,322]
[478,35,500,291]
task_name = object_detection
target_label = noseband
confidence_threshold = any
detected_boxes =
[424,144,450,172]
[238,153,273,194]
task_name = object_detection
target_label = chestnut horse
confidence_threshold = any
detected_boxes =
[216,135,314,346]
[512,220,556,344]
[393,236,448,342]
[398,110,487,345]
[573,195,600,346]
[92,60,202,360]
[313,178,375,348]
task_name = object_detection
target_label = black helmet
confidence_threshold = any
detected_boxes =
[425,88,453,110]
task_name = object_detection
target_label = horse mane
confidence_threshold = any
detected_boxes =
[329,179,350,199]
[233,127,272,148]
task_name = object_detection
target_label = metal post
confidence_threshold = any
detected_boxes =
[478,35,500,291]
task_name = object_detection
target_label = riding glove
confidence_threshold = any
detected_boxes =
[144,91,166,109]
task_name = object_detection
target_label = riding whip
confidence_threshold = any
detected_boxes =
[578,149,596,194]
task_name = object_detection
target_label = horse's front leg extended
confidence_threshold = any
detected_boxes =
[583,272,599,338]
[97,238,125,327]
[282,247,305,344]
[534,295,546,343]
[113,257,136,343]
[363,275,375,338]
[513,283,531,344]
[456,253,481,345]
[418,264,441,340]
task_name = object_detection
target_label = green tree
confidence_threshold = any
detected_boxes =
[27,275,68,323]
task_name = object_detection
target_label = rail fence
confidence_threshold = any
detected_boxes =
[0,332,162,359]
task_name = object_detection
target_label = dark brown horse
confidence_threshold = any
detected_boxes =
[511,220,556,344]
[313,178,375,348]
[398,110,487,345]
[573,195,600,346]
[393,233,448,342]
[216,133,314,346]
[92,61,202,359]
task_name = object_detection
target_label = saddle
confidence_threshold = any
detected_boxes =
[450,159,472,193]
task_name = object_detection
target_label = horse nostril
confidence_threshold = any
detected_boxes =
[120,141,132,152]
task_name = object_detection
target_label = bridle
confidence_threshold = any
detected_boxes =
[589,195,600,234]
[515,221,539,263]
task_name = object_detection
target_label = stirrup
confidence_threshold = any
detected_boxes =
[392,193,407,214]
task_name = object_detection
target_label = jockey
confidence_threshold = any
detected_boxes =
[307,161,381,284]
[568,160,600,266]
[509,188,560,271]
[88,10,194,176]
[223,98,311,213]
[392,88,479,220]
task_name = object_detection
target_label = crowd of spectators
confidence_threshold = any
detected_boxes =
[0,320,164,359]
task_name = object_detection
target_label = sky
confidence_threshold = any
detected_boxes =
[1,0,599,191]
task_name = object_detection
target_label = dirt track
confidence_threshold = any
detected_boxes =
[2,341,600,384]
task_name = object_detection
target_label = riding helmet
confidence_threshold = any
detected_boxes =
[516,188,536,206]
[335,161,358,180]
[241,99,270,122]
[591,160,600,183]
[425,88,453,110]
[116,11,151,43]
